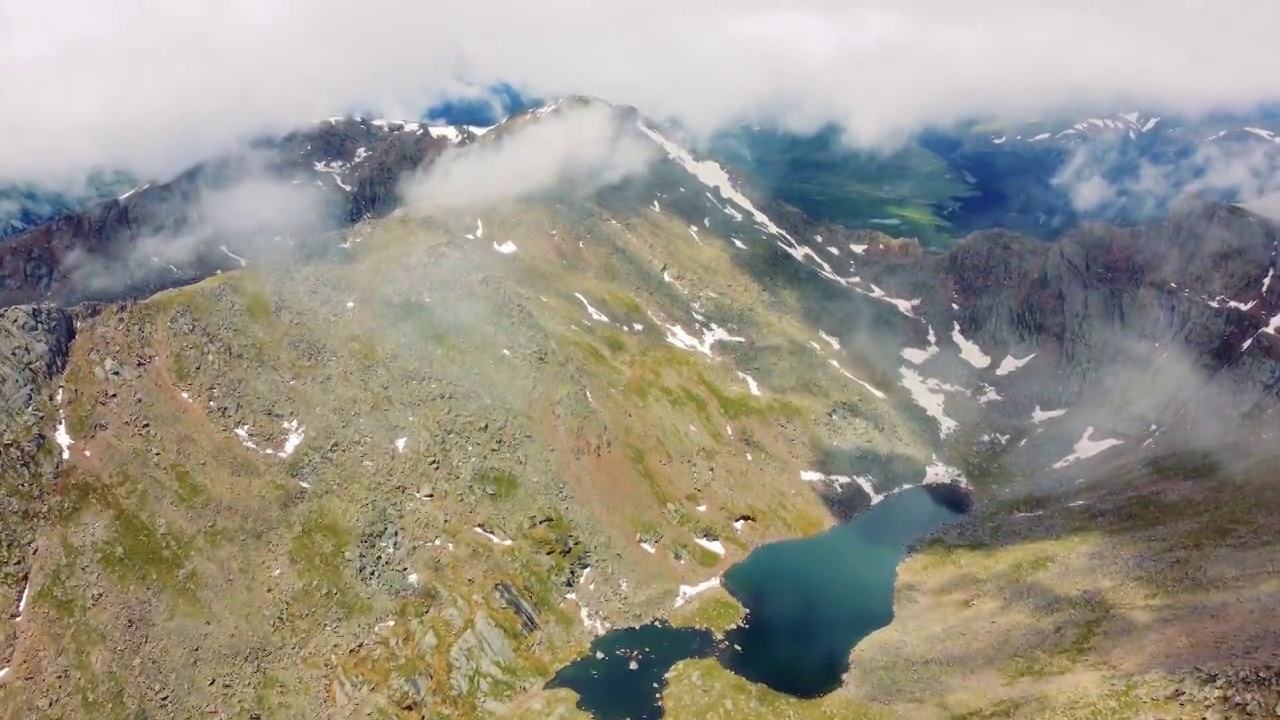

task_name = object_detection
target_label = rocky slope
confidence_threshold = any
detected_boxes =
[0,97,1278,719]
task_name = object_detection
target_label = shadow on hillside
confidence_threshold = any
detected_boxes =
[806,445,929,522]
[860,445,1280,685]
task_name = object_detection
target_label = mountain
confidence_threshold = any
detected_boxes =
[0,170,140,240]
[707,106,1280,247]
[0,97,1277,719]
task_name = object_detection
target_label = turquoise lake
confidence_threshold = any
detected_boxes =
[548,484,967,718]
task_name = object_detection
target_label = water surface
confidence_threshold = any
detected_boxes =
[549,484,966,717]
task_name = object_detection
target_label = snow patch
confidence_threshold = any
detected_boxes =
[924,458,970,488]
[1052,427,1124,469]
[951,322,991,369]
[638,123,791,240]
[565,591,611,636]
[829,360,887,399]
[801,470,881,502]
[394,437,408,453]
[818,330,841,350]
[901,324,939,365]
[118,183,151,201]
[427,125,462,142]
[574,293,611,323]
[232,419,305,458]
[473,527,514,546]
[693,537,725,556]
[1209,295,1257,312]
[736,371,762,396]
[673,577,721,608]
[53,388,74,460]
[996,353,1037,376]
[662,323,744,357]
[219,245,249,267]
[15,577,31,621]
[1031,406,1067,424]
[492,240,517,254]
[899,368,962,437]
[862,284,919,318]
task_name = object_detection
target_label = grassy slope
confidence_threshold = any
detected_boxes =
[7,183,1276,719]
[845,456,1280,720]
[0,200,930,718]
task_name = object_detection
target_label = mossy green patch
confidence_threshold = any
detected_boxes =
[478,467,520,501]
[663,658,891,720]
[670,590,744,634]
[288,500,368,618]
[94,497,197,603]
[627,445,675,506]
[169,463,207,507]
[1004,595,1111,679]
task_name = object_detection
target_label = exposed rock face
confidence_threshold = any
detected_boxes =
[0,305,75,427]
[847,200,1280,454]
[448,612,516,698]
[0,118,460,308]
[0,304,75,669]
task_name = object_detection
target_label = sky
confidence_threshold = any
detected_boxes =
[3,0,1280,182]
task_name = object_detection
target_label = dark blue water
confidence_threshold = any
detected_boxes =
[547,485,966,717]
[545,623,717,720]
[718,485,962,697]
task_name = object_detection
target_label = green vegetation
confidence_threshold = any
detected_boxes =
[670,590,744,634]
[627,445,675,506]
[242,286,274,325]
[478,467,520,500]
[168,463,207,507]
[662,659,893,720]
[94,496,197,602]
[887,203,946,227]
[288,500,368,618]
[707,127,974,247]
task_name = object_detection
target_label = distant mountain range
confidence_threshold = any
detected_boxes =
[707,106,1280,247]
[9,100,1277,249]
[3,93,1279,719]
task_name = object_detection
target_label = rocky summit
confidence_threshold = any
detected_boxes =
[0,97,1278,720]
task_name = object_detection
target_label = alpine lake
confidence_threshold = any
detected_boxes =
[546,484,971,719]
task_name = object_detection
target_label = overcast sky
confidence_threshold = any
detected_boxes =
[4,0,1280,182]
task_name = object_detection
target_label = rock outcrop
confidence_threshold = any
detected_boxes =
[0,118,460,308]
[0,303,76,670]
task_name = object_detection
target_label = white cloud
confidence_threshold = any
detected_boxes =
[60,154,335,297]
[1055,136,1280,216]
[3,0,1280,181]
[400,101,657,211]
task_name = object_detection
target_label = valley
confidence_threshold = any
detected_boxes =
[0,99,1277,720]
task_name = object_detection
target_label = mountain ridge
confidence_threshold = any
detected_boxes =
[0,94,1278,719]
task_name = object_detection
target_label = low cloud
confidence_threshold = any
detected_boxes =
[1055,137,1280,219]
[61,155,337,300]
[3,1,1279,183]
[401,101,657,211]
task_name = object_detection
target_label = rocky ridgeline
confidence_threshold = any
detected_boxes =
[0,304,76,669]
[0,117,460,308]
[828,199,1280,479]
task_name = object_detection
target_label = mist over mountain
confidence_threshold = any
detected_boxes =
[2,3,1280,719]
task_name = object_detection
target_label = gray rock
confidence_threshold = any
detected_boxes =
[447,612,514,697]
